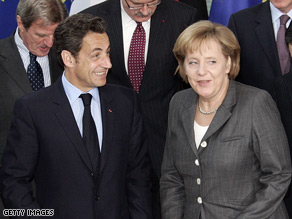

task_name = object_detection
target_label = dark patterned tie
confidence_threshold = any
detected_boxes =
[80,93,100,173]
[128,22,145,93]
[277,14,290,75]
[27,52,44,91]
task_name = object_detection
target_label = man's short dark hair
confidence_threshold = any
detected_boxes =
[54,13,107,66]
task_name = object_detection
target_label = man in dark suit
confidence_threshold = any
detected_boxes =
[0,14,151,219]
[271,21,292,219]
[228,0,292,92]
[0,0,67,160]
[81,1,198,217]
[0,0,67,216]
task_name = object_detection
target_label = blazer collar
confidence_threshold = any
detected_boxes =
[203,80,236,141]
[181,80,237,155]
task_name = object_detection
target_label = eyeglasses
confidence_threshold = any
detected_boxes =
[124,0,161,10]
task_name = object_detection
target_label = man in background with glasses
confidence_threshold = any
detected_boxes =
[81,0,198,218]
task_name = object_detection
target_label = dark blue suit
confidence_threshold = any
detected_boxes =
[228,1,282,92]
[272,72,292,219]
[0,78,151,219]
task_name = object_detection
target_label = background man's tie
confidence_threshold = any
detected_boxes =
[27,52,44,91]
[80,93,100,174]
[277,14,290,74]
[128,22,146,93]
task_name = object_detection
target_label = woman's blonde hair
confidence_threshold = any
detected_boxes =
[173,20,240,82]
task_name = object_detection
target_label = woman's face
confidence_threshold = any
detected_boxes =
[183,40,231,101]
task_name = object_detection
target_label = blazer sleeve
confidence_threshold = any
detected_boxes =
[0,98,41,212]
[126,91,152,219]
[237,90,292,218]
[160,98,185,218]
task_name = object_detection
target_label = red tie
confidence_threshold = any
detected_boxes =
[277,14,290,74]
[128,22,145,93]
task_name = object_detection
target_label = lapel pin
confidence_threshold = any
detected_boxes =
[108,109,112,113]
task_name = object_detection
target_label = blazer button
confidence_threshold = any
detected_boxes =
[90,172,94,176]
[197,178,201,185]
[197,197,202,204]
[200,141,207,148]
[94,195,100,201]
[195,159,199,166]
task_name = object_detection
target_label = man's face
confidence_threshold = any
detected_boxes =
[122,0,159,22]
[66,32,112,92]
[17,16,59,57]
[270,0,292,13]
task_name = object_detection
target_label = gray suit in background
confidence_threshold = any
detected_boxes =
[161,80,291,219]
[0,35,62,161]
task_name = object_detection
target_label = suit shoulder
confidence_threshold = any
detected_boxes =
[100,84,137,98]
[230,2,267,20]
[0,35,15,56]
[166,0,197,16]
[80,1,109,15]
[234,81,272,103]
[171,88,194,103]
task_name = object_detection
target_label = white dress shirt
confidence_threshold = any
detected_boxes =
[14,28,51,87]
[62,73,103,150]
[270,2,292,41]
[120,0,151,73]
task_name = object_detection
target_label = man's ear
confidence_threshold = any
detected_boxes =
[61,50,75,68]
[16,15,25,33]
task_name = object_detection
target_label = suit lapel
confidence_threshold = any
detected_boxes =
[201,80,236,146]
[0,35,32,94]
[97,86,115,175]
[140,2,168,92]
[106,0,132,86]
[254,2,282,77]
[181,89,198,156]
[52,79,93,172]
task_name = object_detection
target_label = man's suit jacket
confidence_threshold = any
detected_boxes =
[179,0,208,20]
[0,34,63,160]
[0,78,152,219]
[228,1,282,92]
[271,72,292,219]
[160,80,291,219]
[82,0,198,178]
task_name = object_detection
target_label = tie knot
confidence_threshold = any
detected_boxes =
[80,93,92,106]
[280,14,290,25]
[29,52,37,62]
[136,22,144,31]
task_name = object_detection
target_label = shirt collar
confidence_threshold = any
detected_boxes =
[62,73,100,105]
[120,0,151,27]
[14,27,30,57]
[270,2,292,23]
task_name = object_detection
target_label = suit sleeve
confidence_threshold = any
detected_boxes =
[126,91,152,219]
[237,90,292,218]
[160,98,185,218]
[0,98,41,216]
